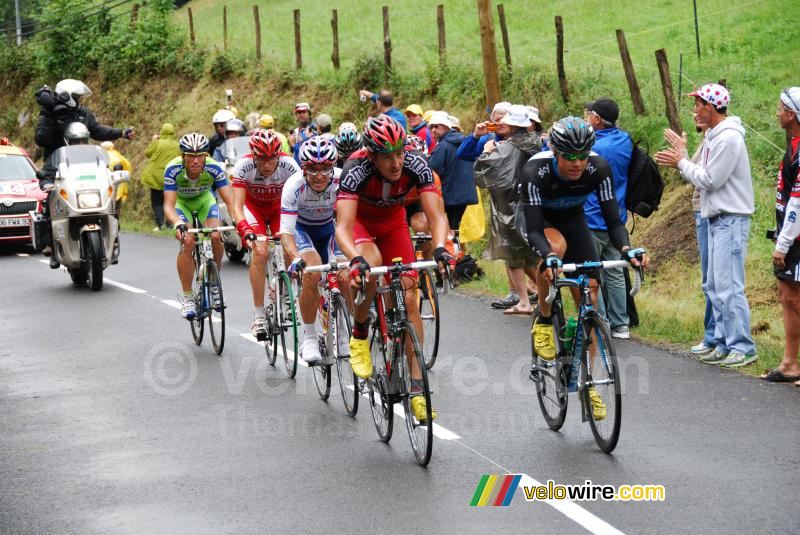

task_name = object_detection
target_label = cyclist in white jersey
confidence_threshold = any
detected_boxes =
[280,136,350,364]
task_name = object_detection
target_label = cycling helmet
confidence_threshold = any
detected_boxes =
[249,129,282,158]
[63,122,90,145]
[224,118,246,135]
[405,134,426,153]
[55,79,91,108]
[547,116,595,154]
[179,132,210,154]
[298,136,338,166]
[335,128,363,157]
[338,122,357,135]
[362,115,406,153]
[212,109,236,125]
[259,114,275,129]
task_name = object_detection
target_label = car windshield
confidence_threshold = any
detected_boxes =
[49,145,110,168]
[0,153,37,181]
[220,136,251,164]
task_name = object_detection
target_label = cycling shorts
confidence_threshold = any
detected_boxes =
[353,216,417,278]
[176,192,219,224]
[775,241,800,282]
[296,221,343,264]
[544,213,600,277]
[244,201,280,236]
[405,201,423,226]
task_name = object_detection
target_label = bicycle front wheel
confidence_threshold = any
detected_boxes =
[206,261,225,355]
[276,272,299,378]
[580,313,621,453]
[331,293,358,416]
[418,269,440,370]
[313,305,332,400]
[532,304,568,431]
[368,312,393,443]
[399,322,433,466]
[190,273,204,346]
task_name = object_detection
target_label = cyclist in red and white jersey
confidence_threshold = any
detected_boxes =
[230,129,303,339]
[336,115,452,422]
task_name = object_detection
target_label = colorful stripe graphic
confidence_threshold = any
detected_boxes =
[470,475,522,506]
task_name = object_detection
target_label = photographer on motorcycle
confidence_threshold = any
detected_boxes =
[34,79,134,188]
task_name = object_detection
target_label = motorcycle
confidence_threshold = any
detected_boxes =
[30,144,129,291]
[216,135,251,263]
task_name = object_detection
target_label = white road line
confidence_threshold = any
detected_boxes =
[37,259,49,265]
[239,333,308,367]
[161,299,182,310]
[105,278,147,294]
[15,253,30,257]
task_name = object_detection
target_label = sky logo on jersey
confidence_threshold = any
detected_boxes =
[470,475,522,506]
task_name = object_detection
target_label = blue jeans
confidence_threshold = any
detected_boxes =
[694,212,715,346]
[706,214,756,355]
[591,230,628,329]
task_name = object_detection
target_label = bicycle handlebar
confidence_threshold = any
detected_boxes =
[303,261,350,273]
[544,260,645,305]
[186,226,234,234]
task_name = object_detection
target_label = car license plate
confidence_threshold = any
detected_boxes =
[0,217,29,227]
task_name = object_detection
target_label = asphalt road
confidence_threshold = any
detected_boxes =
[1,232,798,534]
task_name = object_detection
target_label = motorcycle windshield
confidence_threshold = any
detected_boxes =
[220,136,251,165]
[49,145,111,169]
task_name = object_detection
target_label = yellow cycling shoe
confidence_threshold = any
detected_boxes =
[410,395,437,423]
[532,319,556,361]
[588,388,606,421]
[348,336,372,379]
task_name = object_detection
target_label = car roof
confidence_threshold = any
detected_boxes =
[0,142,28,158]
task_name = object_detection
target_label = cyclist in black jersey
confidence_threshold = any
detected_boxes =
[518,116,647,419]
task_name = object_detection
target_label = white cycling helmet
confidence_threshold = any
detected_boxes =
[63,122,90,145]
[338,122,358,135]
[224,118,246,134]
[55,79,92,108]
[212,109,236,125]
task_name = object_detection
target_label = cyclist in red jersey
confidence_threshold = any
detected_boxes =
[336,115,452,422]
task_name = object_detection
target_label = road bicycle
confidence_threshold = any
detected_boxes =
[185,212,233,355]
[301,260,358,416]
[410,233,440,369]
[530,257,644,453]
[364,258,438,466]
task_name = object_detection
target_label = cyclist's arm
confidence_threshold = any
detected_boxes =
[216,185,234,219]
[334,198,359,261]
[517,171,552,257]
[230,187,246,223]
[163,190,180,227]
[419,190,448,247]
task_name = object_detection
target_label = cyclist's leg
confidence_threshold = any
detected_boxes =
[407,202,433,260]
[244,202,268,308]
[535,225,567,318]
[175,199,197,293]
[296,227,324,325]
[195,193,223,266]
[351,220,382,328]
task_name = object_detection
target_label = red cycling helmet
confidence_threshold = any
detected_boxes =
[362,115,406,153]
[249,129,282,158]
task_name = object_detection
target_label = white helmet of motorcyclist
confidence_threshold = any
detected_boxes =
[64,122,90,145]
[54,79,92,108]
[212,109,236,125]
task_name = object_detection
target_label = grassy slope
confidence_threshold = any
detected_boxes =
[0,0,795,376]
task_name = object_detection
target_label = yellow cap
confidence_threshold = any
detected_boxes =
[422,109,435,123]
[405,104,424,116]
[225,105,239,118]
[259,114,274,128]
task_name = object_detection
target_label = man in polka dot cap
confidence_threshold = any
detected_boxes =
[655,82,758,368]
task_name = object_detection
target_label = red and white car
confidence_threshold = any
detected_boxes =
[0,139,46,249]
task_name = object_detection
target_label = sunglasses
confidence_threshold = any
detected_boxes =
[305,168,333,177]
[560,152,590,161]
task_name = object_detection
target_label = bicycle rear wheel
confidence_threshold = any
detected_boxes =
[331,293,358,416]
[190,272,204,346]
[399,322,433,466]
[532,303,568,431]
[418,269,440,370]
[580,313,621,453]
[368,311,392,442]
[276,272,299,378]
[205,260,225,355]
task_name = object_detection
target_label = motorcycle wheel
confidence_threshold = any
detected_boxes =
[69,267,88,286]
[225,245,246,264]
[84,231,104,291]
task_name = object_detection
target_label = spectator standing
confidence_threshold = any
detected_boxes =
[141,122,180,231]
[457,101,511,162]
[583,97,633,338]
[427,112,478,230]
[655,83,757,368]
[316,114,335,140]
[358,89,408,130]
[474,105,542,316]
[289,102,315,163]
[258,114,291,154]
[764,87,800,384]
[405,104,436,152]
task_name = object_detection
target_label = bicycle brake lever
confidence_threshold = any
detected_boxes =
[630,266,643,297]
[545,285,557,305]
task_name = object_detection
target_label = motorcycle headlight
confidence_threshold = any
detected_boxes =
[77,190,102,209]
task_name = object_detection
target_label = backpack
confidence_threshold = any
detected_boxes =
[625,139,664,218]
[454,254,485,283]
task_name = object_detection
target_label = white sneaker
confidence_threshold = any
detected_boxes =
[611,326,630,339]
[181,298,196,320]
[302,337,322,365]
[251,314,267,341]
[690,341,715,355]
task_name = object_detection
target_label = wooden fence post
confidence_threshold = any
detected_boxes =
[437,4,446,66]
[616,29,645,115]
[223,5,228,53]
[294,9,302,69]
[382,6,392,75]
[188,7,195,46]
[253,6,261,61]
[130,3,139,28]
[655,48,683,133]
[477,0,501,109]
[331,9,340,69]
[555,16,569,103]
[497,4,511,74]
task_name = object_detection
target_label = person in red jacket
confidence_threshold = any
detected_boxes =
[405,104,436,154]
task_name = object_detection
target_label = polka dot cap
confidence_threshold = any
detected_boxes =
[688,83,730,109]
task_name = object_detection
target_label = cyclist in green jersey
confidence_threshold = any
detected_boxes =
[164,133,234,319]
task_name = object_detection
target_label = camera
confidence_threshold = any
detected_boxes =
[766,229,776,241]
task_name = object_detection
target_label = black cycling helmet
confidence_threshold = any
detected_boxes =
[547,116,595,154]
